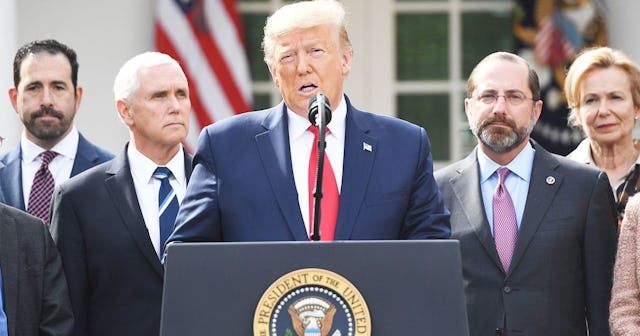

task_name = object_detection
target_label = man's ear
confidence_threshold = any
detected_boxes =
[341,51,353,76]
[116,99,134,126]
[74,86,84,112]
[8,87,18,113]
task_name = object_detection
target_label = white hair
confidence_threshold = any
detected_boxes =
[262,0,352,65]
[113,51,182,101]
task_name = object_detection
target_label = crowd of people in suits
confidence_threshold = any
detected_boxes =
[1,0,640,335]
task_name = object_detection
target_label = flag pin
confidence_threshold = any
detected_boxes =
[363,142,372,152]
[546,176,555,185]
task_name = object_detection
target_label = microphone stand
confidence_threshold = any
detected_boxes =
[310,97,328,241]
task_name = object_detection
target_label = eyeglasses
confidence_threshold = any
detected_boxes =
[474,92,535,106]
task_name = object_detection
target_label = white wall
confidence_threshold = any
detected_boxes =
[0,0,17,153]
[608,0,640,61]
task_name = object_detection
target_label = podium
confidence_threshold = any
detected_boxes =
[161,240,469,335]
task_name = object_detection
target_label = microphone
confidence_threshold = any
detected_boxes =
[308,93,332,127]
[307,93,331,241]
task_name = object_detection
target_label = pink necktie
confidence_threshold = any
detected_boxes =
[308,126,339,241]
[27,151,58,225]
[493,167,517,272]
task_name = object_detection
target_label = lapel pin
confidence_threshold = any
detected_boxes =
[546,176,555,185]
[363,142,372,152]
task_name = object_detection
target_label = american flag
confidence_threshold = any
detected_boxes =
[534,11,579,66]
[155,0,252,152]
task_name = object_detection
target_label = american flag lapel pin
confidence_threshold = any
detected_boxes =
[363,142,372,152]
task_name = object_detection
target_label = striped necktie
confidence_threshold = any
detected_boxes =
[153,167,179,256]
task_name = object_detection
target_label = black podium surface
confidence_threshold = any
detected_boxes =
[161,240,469,335]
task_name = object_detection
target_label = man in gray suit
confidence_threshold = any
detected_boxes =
[435,51,617,335]
[0,201,73,335]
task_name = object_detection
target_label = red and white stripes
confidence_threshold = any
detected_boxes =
[155,0,252,152]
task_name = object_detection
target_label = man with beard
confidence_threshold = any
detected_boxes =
[435,52,618,335]
[0,39,113,224]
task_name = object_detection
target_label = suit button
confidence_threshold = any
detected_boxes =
[495,328,503,335]
[503,286,511,293]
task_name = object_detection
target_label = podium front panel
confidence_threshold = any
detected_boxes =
[161,240,468,335]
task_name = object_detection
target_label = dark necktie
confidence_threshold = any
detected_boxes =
[27,150,58,225]
[493,167,518,272]
[308,126,339,240]
[153,167,179,256]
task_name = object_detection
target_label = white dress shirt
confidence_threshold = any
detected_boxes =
[288,95,346,235]
[128,145,187,257]
[21,126,79,209]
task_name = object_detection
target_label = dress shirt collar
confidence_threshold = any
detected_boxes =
[127,144,186,186]
[286,94,347,141]
[568,138,640,185]
[21,126,79,163]
[478,141,535,183]
[567,138,595,165]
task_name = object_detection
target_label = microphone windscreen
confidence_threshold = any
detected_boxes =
[308,93,332,126]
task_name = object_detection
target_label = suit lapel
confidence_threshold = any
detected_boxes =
[70,133,100,177]
[0,206,19,336]
[449,150,503,270]
[104,150,164,277]
[509,144,562,273]
[183,149,193,181]
[0,147,25,210]
[334,104,376,239]
[255,105,309,240]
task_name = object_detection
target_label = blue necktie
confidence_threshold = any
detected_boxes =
[153,167,179,256]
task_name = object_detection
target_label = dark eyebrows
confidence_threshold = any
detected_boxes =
[51,80,69,87]
[478,89,526,95]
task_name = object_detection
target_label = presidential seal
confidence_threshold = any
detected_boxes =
[253,268,371,336]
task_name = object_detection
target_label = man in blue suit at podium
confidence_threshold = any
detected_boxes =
[167,0,450,245]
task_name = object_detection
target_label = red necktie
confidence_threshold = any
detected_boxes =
[308,126,339,240]
[27,150,58,225]
[493,167,518,272]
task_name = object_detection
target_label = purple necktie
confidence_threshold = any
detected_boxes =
[27,151,58,225]
[493,167,518,272]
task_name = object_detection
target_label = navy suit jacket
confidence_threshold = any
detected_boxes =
[435,142,617,335]
[0,133,113,210]
[169,96,450,243]
[50,145,192,336]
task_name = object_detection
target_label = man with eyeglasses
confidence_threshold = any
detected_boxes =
[435,52,617,335]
